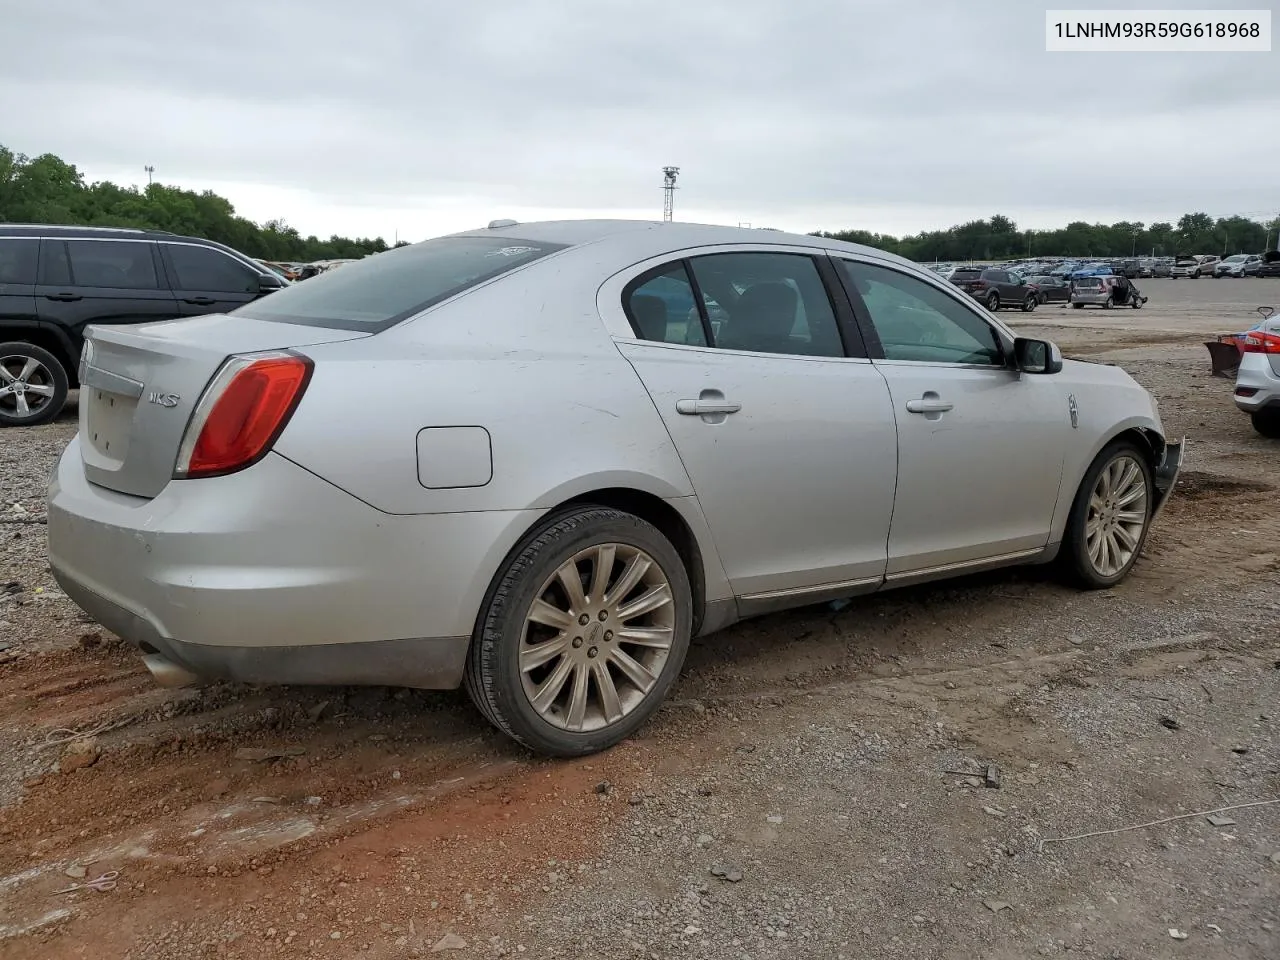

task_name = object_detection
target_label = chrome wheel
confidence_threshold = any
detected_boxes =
[1085,455,1149,577]
[519,543,675,733]
[0,354,57,420]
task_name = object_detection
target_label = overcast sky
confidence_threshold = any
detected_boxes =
[2,0,1276,243]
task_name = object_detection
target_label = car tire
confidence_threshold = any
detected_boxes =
[1021,295,1037,312]
[1062,440,1155,589]
[1250,411,1280,439]
[1131,297,1143,309]
[0,341,69,428]
[464,505,693,757]
[1072,302,1084,309]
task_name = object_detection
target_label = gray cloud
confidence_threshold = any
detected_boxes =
[2,0,1277,237]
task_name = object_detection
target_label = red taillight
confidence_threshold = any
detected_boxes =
[174,352,312,479]
[1240,332,1280,354]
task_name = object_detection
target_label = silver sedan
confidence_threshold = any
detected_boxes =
[47,221,1183,756]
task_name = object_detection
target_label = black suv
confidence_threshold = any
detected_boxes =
[948,266,1038,312]
[0,225,285,426]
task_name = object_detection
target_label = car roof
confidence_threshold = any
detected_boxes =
[444,219,921,270]
[0,223,180,241]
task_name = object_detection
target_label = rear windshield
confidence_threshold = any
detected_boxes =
[233,236,566,331]
[1075,278,1104,288]
[951,269,982,280]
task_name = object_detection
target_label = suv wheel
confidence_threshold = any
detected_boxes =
[465,506,693,756]
[0,342,69,427]
[985,291,1000,311]
[1021,294,1036,312]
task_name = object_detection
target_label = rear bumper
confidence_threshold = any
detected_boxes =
[1233,354,1280,414]
[47,438,542,688]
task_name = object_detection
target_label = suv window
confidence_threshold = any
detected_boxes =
[234,236,565,331]
[0,238,38,285]
[624,264,709,346]
[64,240,158,289]
[685,252,844,357]
[840,260,1003,366]
[165,243,261,293]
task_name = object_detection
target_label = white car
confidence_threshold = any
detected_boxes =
[47,220,1185,756]
[1214,254,1261,278]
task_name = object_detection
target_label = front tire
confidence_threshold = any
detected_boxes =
[0,342,69,427]
[1062,441,1154,589]
[465,506,693,757]
[1072,302,1085,309]
[1022,295,1037,312]
[1251,410,1280,438]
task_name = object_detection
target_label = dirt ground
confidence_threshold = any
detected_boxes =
[2,278,1278,960]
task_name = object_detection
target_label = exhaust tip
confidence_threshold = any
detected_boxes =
[141,653,202,688]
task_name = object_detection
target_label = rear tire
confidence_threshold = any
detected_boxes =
[1062,441,1154,589]
[0,342,69,428]
[1072,302,1085,309]
[1251,410,1280,439]
[464,506,693,757]
[985,291,1000,311]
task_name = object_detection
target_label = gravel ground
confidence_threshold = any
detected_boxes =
[1,278,1278,959]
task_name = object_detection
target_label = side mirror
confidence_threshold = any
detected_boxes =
[258,275,285,294]
[1014,337,1063,374]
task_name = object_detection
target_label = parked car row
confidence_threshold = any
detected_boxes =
[0,224,287,426]
[930,251,1270,283]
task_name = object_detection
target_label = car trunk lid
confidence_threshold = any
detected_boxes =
[79,314,368,498]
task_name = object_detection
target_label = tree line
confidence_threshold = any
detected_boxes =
[814,212,1280,263]
[0,146,396,262]
[4,145,1277,265]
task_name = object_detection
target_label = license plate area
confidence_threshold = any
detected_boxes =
[84,388,136,468]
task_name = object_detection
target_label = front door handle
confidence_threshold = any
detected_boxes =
[905,392,954,418]
[183,297,217,306]
[45,292,82,302]
[676,398,741,416]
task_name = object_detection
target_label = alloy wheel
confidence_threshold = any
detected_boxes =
[0,354,57,420]
[519,543,675,732]
[1085,455,1149,577]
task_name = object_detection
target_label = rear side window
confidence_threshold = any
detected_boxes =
[624,264,709,347]
[165,243,260,293]
[0,238,38,284]
[686,252,845,357]
[233,236,566,331]
[65,240,158,289]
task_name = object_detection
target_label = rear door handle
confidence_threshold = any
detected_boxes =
[183,297,217,306]
[45,292,82,302]
[676,399,741,416]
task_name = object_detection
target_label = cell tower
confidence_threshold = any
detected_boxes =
[662,166,680,222]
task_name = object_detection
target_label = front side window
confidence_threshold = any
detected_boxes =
[166,244,260,293]
[840,260,1003,366]
[685,252,844,358]
[234,235,565,331]
[65,240,158,289]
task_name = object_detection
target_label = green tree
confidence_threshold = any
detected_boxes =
[0,144,391,262]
